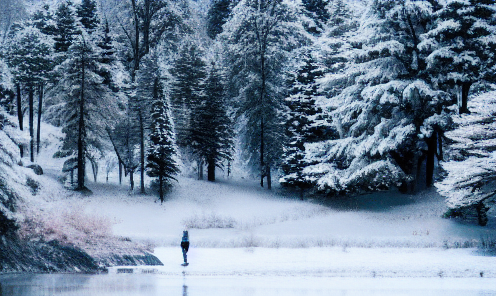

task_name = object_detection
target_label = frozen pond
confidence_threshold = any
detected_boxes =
[1,273,496,296]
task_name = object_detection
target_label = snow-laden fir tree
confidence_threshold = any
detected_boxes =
[147,77,179,203]
[280,53,326,195]
[436,90,496,226]
[220,0,307,189]
[195,63,234,182]
[301,0,330,35]
[132,52,161,193]
[305,0,451,195]
[420,0,496,114]
[206,0,236,39]
[169,42,207,151]
[51,32,116,191]
[53,1,79,54]
[77,0,99,33]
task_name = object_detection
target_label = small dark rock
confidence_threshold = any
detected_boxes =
[27,164,43,175]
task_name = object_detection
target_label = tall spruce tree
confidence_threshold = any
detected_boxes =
[280,54,326,195]
[221,0,306,189]
[77,0,99,33]
[197,64,234,181]
[147,78,179,203]
[53,32,115,191]
[53,2,79,54]
[420,0,496,114]
[169,43,207,151]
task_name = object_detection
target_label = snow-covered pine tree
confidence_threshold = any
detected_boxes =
[436,90,496,226]
[220,0,306,189]
[169,42,207,151]
[305,0,450,195]
[53,2,79,54]
[52,31,116,191]
[133,52,160,194]
[77,0,100,33]
[280,53,326,195]
[32,4,57,37]
[301,0,330,35]
[206,0,236,39]
[147,77,179,203]
[5,23,54,162]
[420,0,496,114]
[196,63,234,182]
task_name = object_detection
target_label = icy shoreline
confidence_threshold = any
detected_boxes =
[105,247,496,278]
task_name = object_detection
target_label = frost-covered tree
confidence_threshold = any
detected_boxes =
[305,0,450,195]
[206,0,236,39]
[280,53,326,194]
[51,33,116,191]
[436,90,496,226]
[132,52,160,194]
[146,78,179,203]
[77,0,100,33]
[196,63,234,182]
[169,43,207,151]
[114,0,188,81]
[301,0,330,34]
[5,23,54,162]
[221,0,306,189]
[420,0,496,114]
[53,2,79,54]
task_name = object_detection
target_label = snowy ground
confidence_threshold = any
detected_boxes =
[22,121,496,280]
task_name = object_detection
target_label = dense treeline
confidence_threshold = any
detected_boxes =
[0,0,495,225]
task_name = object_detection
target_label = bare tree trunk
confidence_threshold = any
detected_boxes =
[77,48,86,190]
[130,170,134,191]
[90,158,98,182]
[426,131,437,187]
[119,161,122,184]
[266,164,271,190]
[260,117,264,187]
[207,158,215,182]
[139,110,145,194]
[16,84,24,158]
[36,83,43,155]
[460,82,471,114]
[159,174,163,203]
[29,86,34,162]
[198,160,204,180]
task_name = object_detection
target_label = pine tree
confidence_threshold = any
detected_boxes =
[305,0,449,195]
[421,0,496,114]
[53,2,79,54]
[169,43,207,151]
[436,90,496,226]
[77,0,99,33]
[147,78,179,203]
[221,0,307,189]
[53,32,115,191]
[302,0,330,34]
[197,64,234,181]
[206,0,235,39]
[280,54,326,194]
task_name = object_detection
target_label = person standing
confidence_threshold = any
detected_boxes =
[181,230,189,266]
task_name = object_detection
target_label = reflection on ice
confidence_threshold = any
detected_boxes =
[1,273,496,296]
